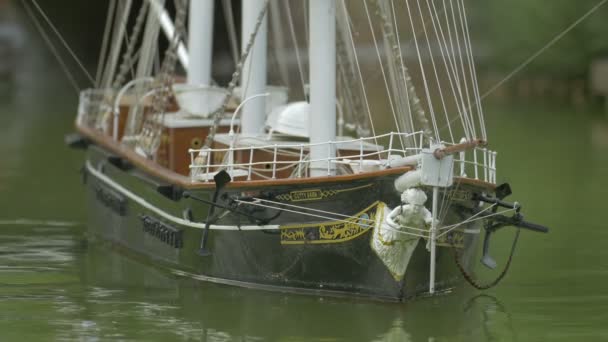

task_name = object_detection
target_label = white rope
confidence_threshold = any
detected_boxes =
[482,0,608,100]
[448,0,476,139]
[458,0,486,140]
[29,0,95,85]
[284,0,307,99]
[96,0,117,87]
[455,0,483,140]
[234,199,376,229]
[381,222,429,239]
[339,1,379,150]
[363,0,403,146]
[251,197,376,223]
[439,0,608,135]
[440,0,471,140]
[221,0,240,65]
[436,204,516,239]
[416,0,453,143]
[20,0,80,93]
[405,0,440,141]
[247,198,434,236]
[425,0,465,143]
[390,0,416,136]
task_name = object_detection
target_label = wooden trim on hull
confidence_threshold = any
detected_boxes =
[76,123,496,191]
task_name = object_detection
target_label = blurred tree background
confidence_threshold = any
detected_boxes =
[472,0,607,77]
[7,0,608,107]
[469,0,608,107]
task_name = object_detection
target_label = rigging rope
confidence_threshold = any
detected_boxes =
[405,0,439,141]
[20,0,80,93]
[221,0,240,66]
[449,0,476,139]
[284,0,308,100]
[416,0,453,144]
[201,0,270,152]
[427,0,467,142]
[363,0,404,149]
[439,0,608,134]
[458,0,486,140]
[29,0,95,85]
[339,1,380,149]
[96,0,117,87]
[390,0,417,139]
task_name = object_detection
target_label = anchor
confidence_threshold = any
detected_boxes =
[191,170,232,256]
[475,186,549,269]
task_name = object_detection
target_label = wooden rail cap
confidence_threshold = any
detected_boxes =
[433,139,487,160]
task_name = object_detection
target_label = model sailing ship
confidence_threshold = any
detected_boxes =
[68,0,548,301]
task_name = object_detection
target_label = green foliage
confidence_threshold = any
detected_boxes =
[470,0,608,78]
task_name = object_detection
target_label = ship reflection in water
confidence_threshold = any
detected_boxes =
[0,224,514,341]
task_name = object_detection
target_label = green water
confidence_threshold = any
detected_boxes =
[2,30,608,342]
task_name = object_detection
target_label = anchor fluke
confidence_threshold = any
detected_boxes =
[481,230,497,269]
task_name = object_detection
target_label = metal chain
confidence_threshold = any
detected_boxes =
[113,2,149,89]
[372,0,432,141]
[450,228,521,290]
[96,2,150,132]
[138,0,188,156]
[335,22,369,136]
[202,0,270,151]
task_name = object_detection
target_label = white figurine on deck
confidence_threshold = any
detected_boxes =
[371,188,434,281]
[392,188,433,231]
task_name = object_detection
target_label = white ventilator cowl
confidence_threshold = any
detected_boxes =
[265,101,310,138]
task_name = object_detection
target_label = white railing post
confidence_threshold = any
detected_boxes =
[327,141,332,176]
[483,148,488,182]
[388,132,394,158]
[272,144,278,179]
[359,138,363,173]
[247,146,254,181]
[298,144,304,178]
[473,148,479,180]
[205,149,211,183]
[189,149,195,181]
[492,151,497,183]
[459,137,466,176]
[228,145,234,172]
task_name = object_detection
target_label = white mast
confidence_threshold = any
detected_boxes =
[240,0,268,135]
[188,0,214,86]
[309,0,336,177]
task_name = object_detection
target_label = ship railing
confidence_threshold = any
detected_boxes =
[187,132,497,184]
[77,88,114,129]
[446,138,497,184]
[188,131,426,182]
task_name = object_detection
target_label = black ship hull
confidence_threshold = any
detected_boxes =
[83,144,486,302]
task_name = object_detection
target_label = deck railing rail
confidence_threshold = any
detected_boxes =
[188,132,497,184]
